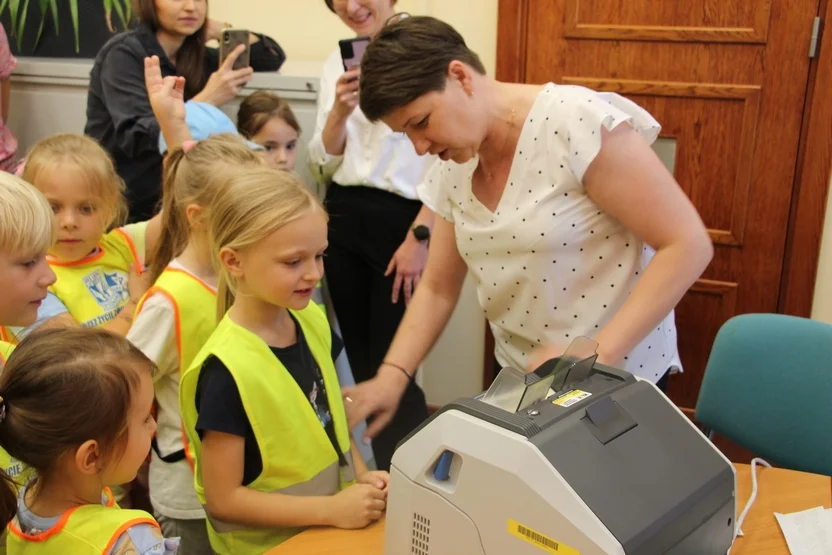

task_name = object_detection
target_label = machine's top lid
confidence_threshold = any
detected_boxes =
[481,337,602,414]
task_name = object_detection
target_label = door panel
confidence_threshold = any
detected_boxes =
[499,0,818,408]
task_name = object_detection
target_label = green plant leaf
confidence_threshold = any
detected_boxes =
[0,0,8,22]
[35,0,49,47]
[103,0,113,32]
[68,0,78,52]
[9,0,20,45]
[112,0,127,31]
[16,0,30,51]
[48,0,57,33]
[124,0,130,24]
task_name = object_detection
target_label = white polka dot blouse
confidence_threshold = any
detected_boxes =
[418,83,682,382]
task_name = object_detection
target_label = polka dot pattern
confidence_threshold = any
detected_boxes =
[418,83,681,382]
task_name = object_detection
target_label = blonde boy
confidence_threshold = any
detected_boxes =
[0,171,56,359]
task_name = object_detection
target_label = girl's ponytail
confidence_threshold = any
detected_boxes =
[149,147,190,284]
[216,274,236,324]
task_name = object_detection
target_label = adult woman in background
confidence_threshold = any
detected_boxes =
[308,0,436,471]
[86,0,285,221]
[0,25,18,171]
[344,16,713,441]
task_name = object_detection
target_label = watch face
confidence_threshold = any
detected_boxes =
[413,225,430,241]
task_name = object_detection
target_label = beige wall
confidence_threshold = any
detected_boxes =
[811,175,832,324]
[209,0,498,74]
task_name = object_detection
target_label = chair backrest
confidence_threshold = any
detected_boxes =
[695,313,832,477]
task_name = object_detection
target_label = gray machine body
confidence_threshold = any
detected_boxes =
[385,363,736,554]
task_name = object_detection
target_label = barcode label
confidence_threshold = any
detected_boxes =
[552,389,592,408]
[507,519,580,555]
[519,525,559,550]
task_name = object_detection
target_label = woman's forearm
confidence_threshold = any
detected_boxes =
[594,238,713,366]
[382,272,465,376]
[321,110,349,156]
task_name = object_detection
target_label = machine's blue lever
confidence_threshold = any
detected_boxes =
[434,450,454,481]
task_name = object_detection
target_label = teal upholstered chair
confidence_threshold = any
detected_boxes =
[695,313,832,476]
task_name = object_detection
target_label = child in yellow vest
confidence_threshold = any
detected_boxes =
[6,134,161,341]
[0,171,56,363]
[130,136,264,554]
[179,166,389,554]
[0,327,179,554]
[0,172,56,554]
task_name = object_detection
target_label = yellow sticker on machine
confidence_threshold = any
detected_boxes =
[508,519,580,554]
[551,389,592,407]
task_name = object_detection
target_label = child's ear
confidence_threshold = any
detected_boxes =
[185,203,204,229]
[219,247,244,278]
[75,440,102,476]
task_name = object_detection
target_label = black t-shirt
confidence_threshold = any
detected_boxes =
[195,318,344,486]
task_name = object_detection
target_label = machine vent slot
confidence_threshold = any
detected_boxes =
[411,512,430,554]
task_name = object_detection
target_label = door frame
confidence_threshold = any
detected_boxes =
[484,0,832,388]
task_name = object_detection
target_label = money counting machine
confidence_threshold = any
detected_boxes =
[385,339,736,554]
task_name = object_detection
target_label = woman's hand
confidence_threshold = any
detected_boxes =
[386,232,428,305]
[193,44,253,107]
[342,365,411,441]
[204,18,230,42]
[331,69,361,121]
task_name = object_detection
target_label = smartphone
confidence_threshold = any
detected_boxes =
[339,36,371,72]
[220,29,251,70]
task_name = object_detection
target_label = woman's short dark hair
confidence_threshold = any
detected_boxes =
[133,0,208,99]
[359,16,486,122]
[324,0,335,12]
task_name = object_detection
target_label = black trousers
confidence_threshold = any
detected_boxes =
[324,183,429,471]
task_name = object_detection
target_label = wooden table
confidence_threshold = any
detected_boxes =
[270,463,832,554]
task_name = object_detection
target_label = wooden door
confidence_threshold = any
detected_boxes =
[496,0,820,410]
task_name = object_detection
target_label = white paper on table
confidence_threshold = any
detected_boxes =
[774,506,832,555]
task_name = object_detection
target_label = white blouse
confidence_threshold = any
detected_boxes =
[307,47,437,200]
[419,83,682,382]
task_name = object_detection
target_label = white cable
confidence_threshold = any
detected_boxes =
[727,457,772,554]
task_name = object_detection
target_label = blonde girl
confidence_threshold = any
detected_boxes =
[128,135,264,554]
[13,134,161,338]
[0,172,56,554]
[237,91,301,171]
[0,328,179,554]
[179,166,388,554]
[0,171,55,362]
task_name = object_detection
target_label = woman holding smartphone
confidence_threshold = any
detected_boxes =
[85,0,285,222]
[309,0,436,472]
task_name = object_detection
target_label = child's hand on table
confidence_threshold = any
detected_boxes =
[359,470,390,495]
[327,483,387,529]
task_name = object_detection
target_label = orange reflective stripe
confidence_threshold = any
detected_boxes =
[113,228,142,273]
[103,487,115,507]
[7,506,81,542]
[47,247,105,267]
[101,517,160,554]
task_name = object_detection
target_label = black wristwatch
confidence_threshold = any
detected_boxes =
[412,224,431,243]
